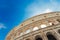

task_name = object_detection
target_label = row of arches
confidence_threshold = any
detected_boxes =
[35,33,57,40]
[26,29,60,40]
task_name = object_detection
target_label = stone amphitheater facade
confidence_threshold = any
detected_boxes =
[6,12,60,40]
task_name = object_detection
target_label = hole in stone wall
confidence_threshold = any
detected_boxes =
[35,35,42,40]
[57,19,60,22]
[46,32,57,40]
[40,24,47,28]
[58,29,60,34]
[25,29,31,34]
[33,27,39,31]
[56,14,59,15]
[26,39,30,40]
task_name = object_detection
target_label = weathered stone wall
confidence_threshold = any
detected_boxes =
[6,12,60,40]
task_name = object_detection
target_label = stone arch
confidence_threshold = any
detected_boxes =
[46,32,57,40]
[35,35,43,40]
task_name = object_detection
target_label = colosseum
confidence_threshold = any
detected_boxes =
[6,12,60,40]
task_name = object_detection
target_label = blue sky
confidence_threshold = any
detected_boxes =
[0,0,60,40]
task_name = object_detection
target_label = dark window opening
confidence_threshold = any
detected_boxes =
[47,33,57,40]
[35,35,42,40]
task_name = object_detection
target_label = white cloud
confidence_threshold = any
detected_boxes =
[25,0,60,19]
[25,1,53,17]
[0,23,6,29]
[43,9,52,13]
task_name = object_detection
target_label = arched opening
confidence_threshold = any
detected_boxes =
[46,32,57,40]
[58,29,60,34]
[40,24,47,28]
[33,27,39,31]
[35,35,42,40]
[26,39,30,40]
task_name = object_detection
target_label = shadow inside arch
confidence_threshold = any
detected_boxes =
[46,32,57,40]
[35,35,42,40]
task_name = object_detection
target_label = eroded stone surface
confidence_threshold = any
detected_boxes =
[6,12,60,40]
